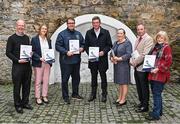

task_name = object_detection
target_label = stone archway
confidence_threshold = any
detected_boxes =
[50,14,137,84]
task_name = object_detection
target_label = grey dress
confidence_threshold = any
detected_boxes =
[112,39,132,84]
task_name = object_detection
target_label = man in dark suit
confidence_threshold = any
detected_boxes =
[6,19,33,114]
[56,18,85,104]
[85,16,112,102]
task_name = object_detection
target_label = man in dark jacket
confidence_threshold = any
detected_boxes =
[56,18,85,104]
[85,16,112,102]
[6,19,33,114]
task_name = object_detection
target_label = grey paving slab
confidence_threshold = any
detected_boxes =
[0,82,180,123]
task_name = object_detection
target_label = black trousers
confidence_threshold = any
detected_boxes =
[134,69,149,108]
[60,63,80,99]
[90,68,107,97]
[12,64,32,107]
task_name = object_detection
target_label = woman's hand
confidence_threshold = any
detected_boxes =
[110,57,114,62]
[151,68,159,74]
[110,57,118,64]
[40,57,46,62]
[114,56,122,62]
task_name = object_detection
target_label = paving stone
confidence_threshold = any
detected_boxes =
[0,83,180,123]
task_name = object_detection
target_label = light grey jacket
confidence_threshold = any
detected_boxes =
[131,33,153,72]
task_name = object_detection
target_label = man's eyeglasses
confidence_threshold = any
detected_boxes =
[67,22,75,24]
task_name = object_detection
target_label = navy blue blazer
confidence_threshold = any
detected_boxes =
[31,35,52,67]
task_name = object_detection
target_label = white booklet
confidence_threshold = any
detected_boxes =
[69,40,79,54]
[88,47,99,62]
[131,50,140,59]
[43,49,55,63]
[143,55,156,71]
[20,45,32,60]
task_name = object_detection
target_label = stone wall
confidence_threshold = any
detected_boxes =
[0,0,179,83]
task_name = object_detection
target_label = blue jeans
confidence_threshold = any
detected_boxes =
[150,80,165,118]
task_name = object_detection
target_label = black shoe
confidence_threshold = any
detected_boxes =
[64,98,70,104]
[145,115,160,121]
[23,104,33,110]
[113,100,119,105]
[101,95,107,103]
[15,107,23,114]
[72,95,84,100]
[42,97,49,104]
[88,95,96,102]
[36,98,43,105]
[117,101,127,106]
[135,107,148,113]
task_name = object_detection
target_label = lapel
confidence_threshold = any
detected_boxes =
[90,27,104,39]
[99,27,104,38]
[36,35,42,55]
[90,28,96,38]
[134,33,147,50]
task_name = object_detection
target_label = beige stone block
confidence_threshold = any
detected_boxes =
[152,14,165,21]
[169,21,180,28]
[72,0,79,5]
[111,12,119,18]
[140,13,152,19]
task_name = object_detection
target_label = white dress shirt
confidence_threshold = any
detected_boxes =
[39,36,49,58]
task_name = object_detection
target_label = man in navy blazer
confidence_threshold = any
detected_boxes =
[56,17,85,104]
[85,16,112,102]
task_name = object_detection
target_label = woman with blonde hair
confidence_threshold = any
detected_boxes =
[31,24,52,105]
[145,31,172,120]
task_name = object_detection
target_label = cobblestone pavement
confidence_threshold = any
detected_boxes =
[0,82,180,124]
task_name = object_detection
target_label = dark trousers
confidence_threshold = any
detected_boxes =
[150,80,164,118]
[12,64,32,107]
[90,68,107,97]
[134,69,149,108]
[60,63,80,99]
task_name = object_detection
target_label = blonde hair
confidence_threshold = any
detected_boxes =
[155,31,169,44]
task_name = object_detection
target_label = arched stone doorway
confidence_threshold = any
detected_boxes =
[50,14,137,84]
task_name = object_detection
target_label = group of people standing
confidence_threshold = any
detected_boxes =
[6,16,172,121]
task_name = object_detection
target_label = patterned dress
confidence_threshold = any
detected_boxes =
[112,39,132,84]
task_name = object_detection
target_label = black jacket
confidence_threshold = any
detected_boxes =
[31,35,52,67]
[85,27,112,71]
